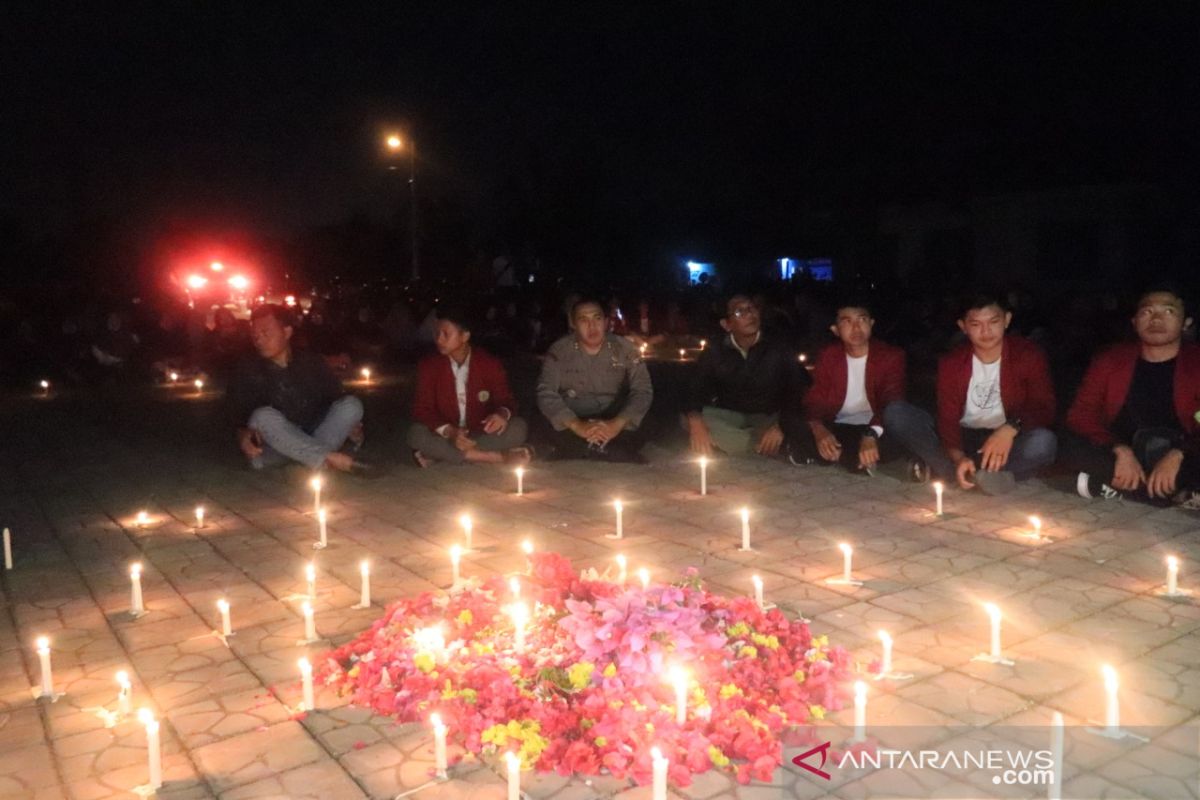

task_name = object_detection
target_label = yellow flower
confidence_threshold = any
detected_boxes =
[602,662,617,678]
[809,704,826,720]
[413,652,435,673]
[708,745,730,768]
[739,645,758,659]
[806,648,828,663]
[751,633,780,650]
[594,736,607,747]
[568,662,595,690]
[719,683,742,700]
[457,609,473,625]
[792,670,806,683]
[726,622,749,638]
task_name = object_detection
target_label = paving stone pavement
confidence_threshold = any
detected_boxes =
[1,384,1198,799]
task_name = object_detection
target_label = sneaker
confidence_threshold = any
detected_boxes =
[974,469,1017,496]
[1173,489,1200,511]
[908,459,930,484]
[1076,472,1120,500]
[788,452,816,467]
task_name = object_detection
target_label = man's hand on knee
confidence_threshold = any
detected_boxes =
[237,427,263,459]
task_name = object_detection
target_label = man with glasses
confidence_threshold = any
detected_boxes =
[684,294,810,457]
[1064,285,1200,508]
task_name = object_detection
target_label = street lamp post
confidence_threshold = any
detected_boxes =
[386,134,419,281]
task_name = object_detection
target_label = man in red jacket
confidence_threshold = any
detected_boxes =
[1064,286,1200,507]
[884,292,1057,494]
[406,308,530,467]
[791,299,906,472]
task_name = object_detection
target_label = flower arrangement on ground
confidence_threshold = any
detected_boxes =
[320,552,853,787]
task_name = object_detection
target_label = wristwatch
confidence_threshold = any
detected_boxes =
[861,427,880,440]
[1005,417,1023,433]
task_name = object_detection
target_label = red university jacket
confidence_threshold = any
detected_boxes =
[412,348,517,433]
[936,335,1056,452]
[1066,341,1200,446]
[803,340,907,427]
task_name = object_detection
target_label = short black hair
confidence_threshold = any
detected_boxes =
[833,294,875,319]
[723,293,755,316]
[436,305,474,333]
[570,296,606,317]
[1135,281,1190,317]
[251,303,294,328]
[958,290,1010,319]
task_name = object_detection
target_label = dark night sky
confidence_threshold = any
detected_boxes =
[4,2,1200,268]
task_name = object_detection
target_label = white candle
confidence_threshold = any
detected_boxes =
[506,751,520,800]
[521,539,533,573]
[305,562,316,598]
[515,467,524,496]
[510,601,529,652]
[640,343,647,357]
[699,457,708,496]
[1102,664,1119,734]
[751,574,765,610]
[879,630,893,675]
[359,560,370,607]
[195,506,205,529]
[194,378,204,394]
[985,603,1002,659]
[361,367,372,383]
[839,542,853,582]
[1050,711,1063,800]
[316,508,327,548]
[652,743,672,800]
[853,680,867,740]
[1030,515,1042,539]
[613,500,623,539]
[116,670,132,716]
[139,709,162,789]
[933,481,944,516]
[449,545,462,587]
[1167,555,1179,596]
[302,600,317,641]
[678,348,685,360]
[459,514,473,551]
[217,599,232,636]
[36,636,53,697]
[739,507,751,550]
[700,339,707,350]
[298,657,314,710]
[130,563,145,616]
[431,713,448,777]
[651,746,668,800]
[136,510,149,528]
[169,371,178,383]
[637,567,650,591]
[310,476,322,515]
[616,554,627,585]
[3,527,11,570]
[670,666,688,725]
[509,576,520,599]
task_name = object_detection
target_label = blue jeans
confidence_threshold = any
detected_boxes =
[248,395,363,470]
[882,400,1057,481]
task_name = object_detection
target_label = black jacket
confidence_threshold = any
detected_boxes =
[226,350,343,431]
[685,333,811,418]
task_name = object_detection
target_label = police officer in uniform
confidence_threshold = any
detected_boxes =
[536,297,654,461]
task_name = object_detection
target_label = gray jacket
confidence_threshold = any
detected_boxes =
[536,334,653,430]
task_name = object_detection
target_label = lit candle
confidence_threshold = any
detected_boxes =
[521,539,533,572]
[514,466,524,496]
[36,636,53,697]
[1167,555,1180,596]
[985,602,1003,659]
[3,527,11,570]
[799,353,808,364]
[751,574,765,610]
[305,561,316,598]
[315,508,327,549]
[506,751,520,800]
[169,371,178,383]
[853,680,867,741]
[136,510,149,528]
[699,456,708,496]
[310,475,322,514]
[739,507,751,551]
[459,514,473,551]
[639,343,647,357]
[116,670,132,716]
[700,339,707,350]
[1029,515,1042,540]
[361,367,372,384]
[431,713,448,777]
[138,709,163,789]
[615,554,627,585]
[449,544,462,587]
[839,542,853,582]
[650,746,668,800]
[933,481,944,516]
[878,630,893,675]
[298,657,314,710]
[510,601,528,652]
[678,348,685,360]
[302,600,317,641]
[509,576,520,599]
[130,562,145,616]
[358,560,370,607]
[39,379,50,395]
[669,666,688,725]
[613,500,623,539]
[1102,664,1119,735]
[195,506,205,529]
[637,567,650,591]
[1050,711,1064,800]
[217,598,232,636]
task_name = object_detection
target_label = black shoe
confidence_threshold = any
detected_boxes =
[1173,489,1200,511]
[1076,472,1120,500]
[908,459,930,484]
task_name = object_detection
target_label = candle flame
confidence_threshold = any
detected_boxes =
[984,602,1001,621]
[449,544,462,563]
[506,750,520,768]
[36,635,49,649]
[637,567,650,589]
[430,711,444,729]
[751,573,762,588]
[933,480,944,492]
[361,367,371,379]
[1102,663,1118,692]
[301,600,312,615]
[317,507,326,522]
[650,746,663,761]
[699,456,707,468]
[615,554,627,569]
[854,680,867,700]
[116,670,130,688]
[360,559,369,575]
[613,499,623,512]
[509,576,520,597]
[459,514,472,531]
[521,539,533,555]
[298,656,311,672]
[878,629,892,646]
[216,598,228,612]
[838,542,852,556]
[1168,555,1179,571]
[515,466,524,478]
[305,562,316,580]
[137,708,154,725]
[740,506,749,522]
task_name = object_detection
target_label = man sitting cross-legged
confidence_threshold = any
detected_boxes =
[1064,284,1200,508]
[227,304,364,473]
[407,307,530,467]
[792,298,906,473]
[884,291,1057,494]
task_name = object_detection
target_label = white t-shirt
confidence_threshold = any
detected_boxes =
[960,356,1006,429]
[437,353,472,435]
[835,355,873,426]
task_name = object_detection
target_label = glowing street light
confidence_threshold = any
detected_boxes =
[383,132,418,280]
[186,274,208,290]
[228,275,249,291]
[210,261,224,272]
[386,134,403,151]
